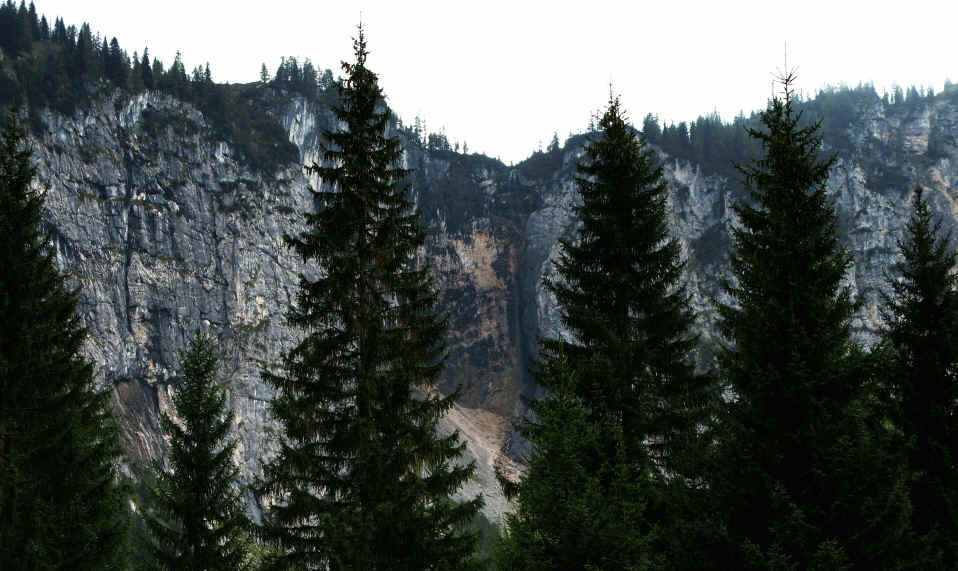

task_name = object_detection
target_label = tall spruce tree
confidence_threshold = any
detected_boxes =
[881,186,958,567]
[260,27,481,570]
[141,332,250,571]
[712,73,909,569]
[498,95,710,569]
[0,110,129,569]
[546,94,707,476]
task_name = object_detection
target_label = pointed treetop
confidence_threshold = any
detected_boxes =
[339,21,374,92]
[353,21,368,68]
[773,43,799,104]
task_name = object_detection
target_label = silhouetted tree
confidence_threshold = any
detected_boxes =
[141,48,154,89]
[105,37,127,87]
[711,72,909,569]
[547,132,560,153]
[260,27,482,570]
[642,113,661,142]
[881,187,958,567]
[141,333,251,571]
[0,110,129,570]
[499,94,711,569]
[496,355,661,570]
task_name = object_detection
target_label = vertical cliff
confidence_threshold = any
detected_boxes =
[30,86,958,522]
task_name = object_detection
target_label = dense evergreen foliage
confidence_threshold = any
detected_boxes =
[545,96,709,470]
[0,109,129,569]
[641,81,957,183]
[0,0,327,172]
[710,73,910,569]
[260,28,481,570]
[881,187,958,567]
[516,138,564,181]
[140,333,251,571]
[269,56,335,100]
[496,356,662,570]
[5,5,958,567]
[498,95,712,569]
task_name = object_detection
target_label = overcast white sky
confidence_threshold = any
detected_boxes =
[34,1,956,164]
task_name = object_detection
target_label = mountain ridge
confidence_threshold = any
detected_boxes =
[14,73,958,523]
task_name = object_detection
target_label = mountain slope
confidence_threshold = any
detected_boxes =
[25,83,958,522]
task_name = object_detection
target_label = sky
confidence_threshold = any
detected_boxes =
[32,0,957,165]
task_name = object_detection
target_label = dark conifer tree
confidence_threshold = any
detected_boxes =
[151,58,164,81]
[495,355,662,570]
[881,186,958,567]
[106,37,127,87]
[676,122,691,152]
[141,48,154,90]
[711,72,909,569]
[547,132,560,153]
[98,36,110,78]
[0,110,129,569]
[0,2,21,55]
[543,94,708,476]
[498,95,710,569]
[25,0,36,38]
[14,0,30,51]
[141,332,251,571]
[164,51,189,98]
[128,51,144,93]
[52,16,66,44]
[74,23,94,78]
[642,113,661,142]
[260,27,481,570]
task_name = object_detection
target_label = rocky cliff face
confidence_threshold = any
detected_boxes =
[29,87,958,522]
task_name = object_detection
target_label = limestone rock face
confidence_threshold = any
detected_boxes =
[34,92,308,494]
[31,89,958,522]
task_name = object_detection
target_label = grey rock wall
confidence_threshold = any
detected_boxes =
[31,88,958,523]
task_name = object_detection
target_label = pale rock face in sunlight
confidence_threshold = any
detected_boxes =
[33,88,958,522]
